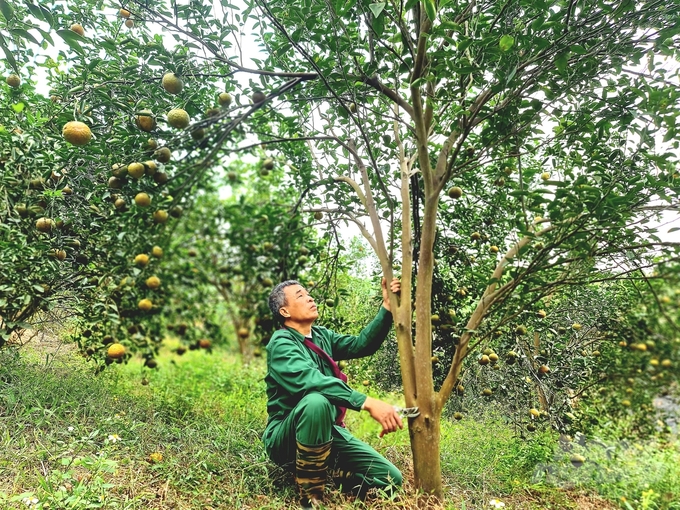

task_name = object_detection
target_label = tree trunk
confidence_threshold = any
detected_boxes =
[409,406,443,501]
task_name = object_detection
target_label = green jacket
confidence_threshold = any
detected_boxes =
[263,306,393,440]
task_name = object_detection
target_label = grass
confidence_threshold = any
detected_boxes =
[0,340,678,509]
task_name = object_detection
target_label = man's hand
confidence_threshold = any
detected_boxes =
[381,277,401,312]
[362,396,403,437]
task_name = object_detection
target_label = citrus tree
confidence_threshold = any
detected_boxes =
[4,0,680,501]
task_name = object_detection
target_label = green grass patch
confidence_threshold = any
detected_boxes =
[1,342,678,509]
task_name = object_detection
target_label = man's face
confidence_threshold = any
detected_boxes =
[280,284,318,323]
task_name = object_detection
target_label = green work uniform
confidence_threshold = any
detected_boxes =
[263,306,402,496]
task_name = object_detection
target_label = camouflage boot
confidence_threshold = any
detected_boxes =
[296,440,332,508]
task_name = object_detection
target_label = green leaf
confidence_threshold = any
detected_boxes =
[499,34,514,52]
[404,0,419,11]
[368,2,385,17]
[555,52,569,74]
[0,0,14,21]
[423,0,437,22]
[10,29,40,46]
[56,29,85,54]
[0,32,17,73]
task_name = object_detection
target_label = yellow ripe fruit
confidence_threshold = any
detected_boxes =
[119,8,131,18]
[153,210,168,223]
[530,408,541,417]
[35,217,54,232]
[489,245,499,253]
[135,110,156,132]
[621,400,631,407]
[167,108,190,129]
[127,162,145,179]
[107,343,126,359]
[661,359,672,368]
[541,172,551,181]
[146,138,158,150]
[162,73,183,95]
[470,232,481,241]
[62,121,92,146]
[134,253,150,267]
[237,327,249,338]
[145,276,161,289]
[151,246,163,258]
[488,353,499,363]
[124,19,134,28]
[144,161,157,176]
[572,323,582,331]
[6,74,20,88]
[154,147,171,163]
[134,192,151,207]
[70,23,85,36]
[537,309,547,318]
[218,92,232,106]
[148,452,163,463]
[138,298,153,311]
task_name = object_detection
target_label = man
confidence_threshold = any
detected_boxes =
[263,278,404,508]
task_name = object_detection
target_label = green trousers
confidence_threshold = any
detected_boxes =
[265,393,403,497]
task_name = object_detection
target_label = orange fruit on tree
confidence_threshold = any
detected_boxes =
[154,147,171,163]
[127,162,145,179]
[138,298,153,311]
[237,327,249,338]
[135,110,156,132]
[119,8,130,18]
[162,73,183,95]
[144,161,157,175]
[6,74,20,88]
[153,210,168,223]
[218,92,232,106]
[151,246,163,258]
[134,253,150,266]
[70,23,85,36]
[35,217,54,232]
[167,108,190,128]
[107,343,126,359]
[62,121,92,146]
[145,276,161,289]
[134,192,151,207]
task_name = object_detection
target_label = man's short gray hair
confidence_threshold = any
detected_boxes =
[268,280,301,323]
